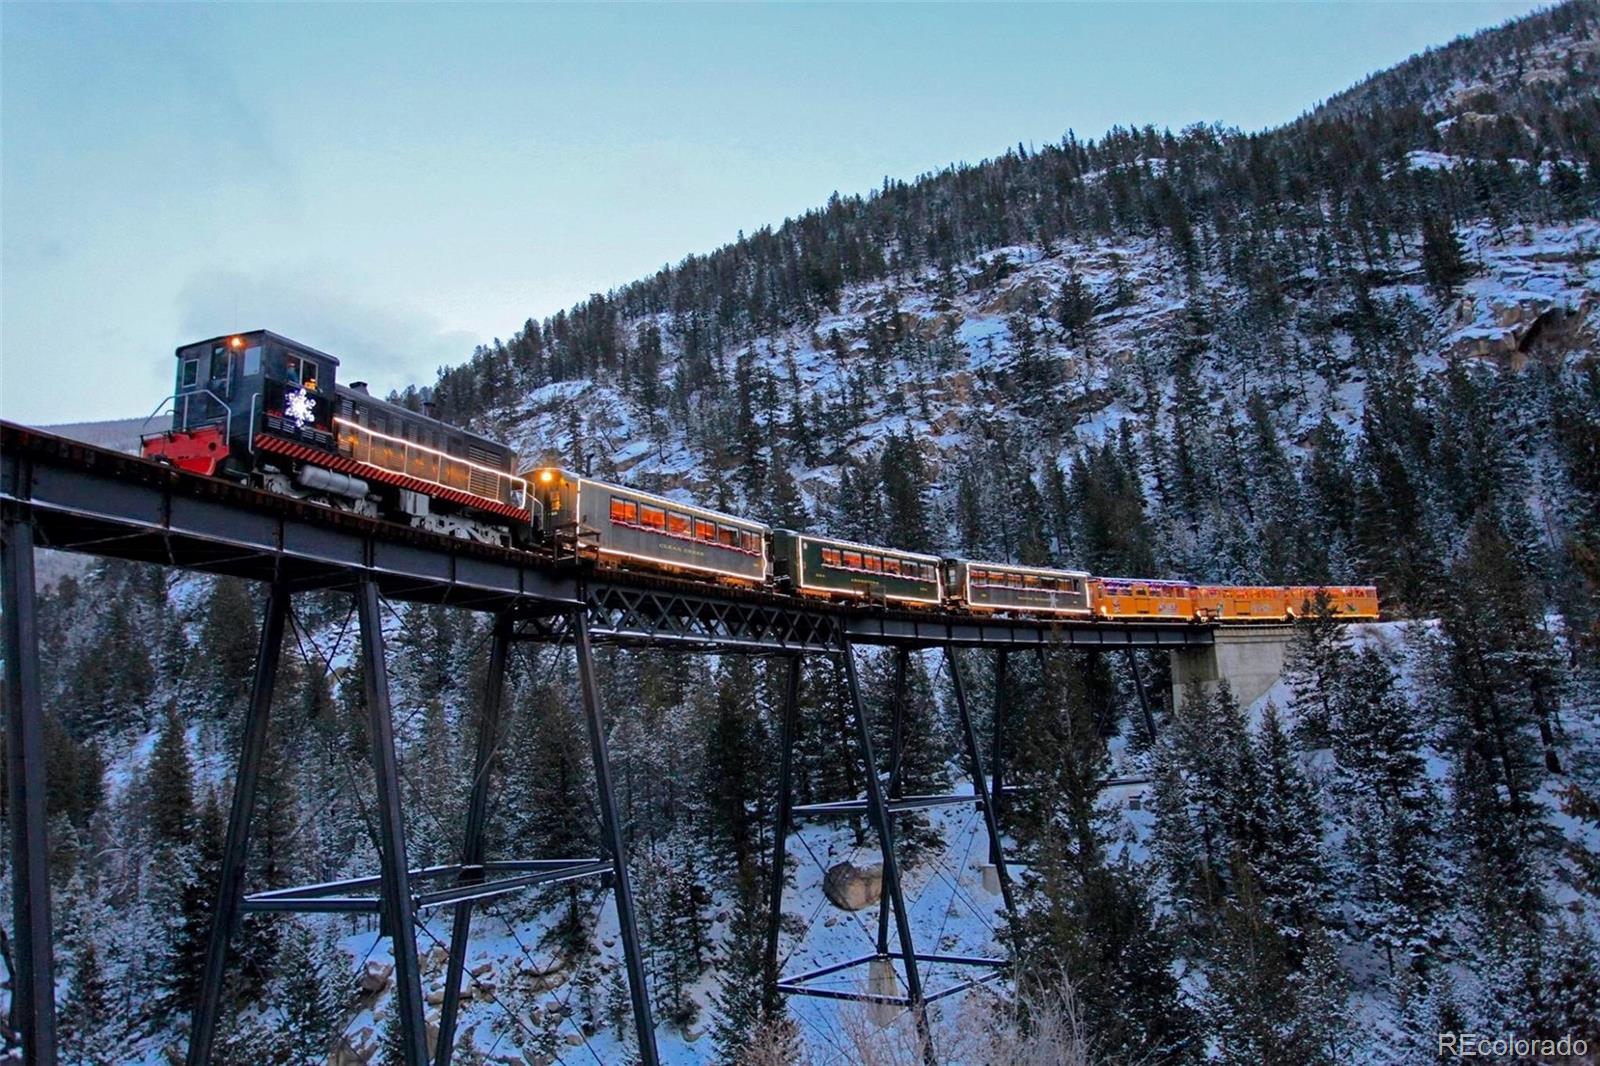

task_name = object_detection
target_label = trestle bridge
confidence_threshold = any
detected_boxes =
[1,422,1215,1066]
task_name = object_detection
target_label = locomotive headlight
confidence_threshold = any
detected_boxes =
[539,470,555,484]
[229,335,244,349]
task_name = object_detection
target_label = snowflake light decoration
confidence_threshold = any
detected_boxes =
[285,387,318,430]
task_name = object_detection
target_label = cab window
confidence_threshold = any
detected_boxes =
[286,353,320,390]
[181,358,200,390]
[209,346,231,382]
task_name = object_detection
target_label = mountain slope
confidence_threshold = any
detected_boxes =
[402,2,1599,621]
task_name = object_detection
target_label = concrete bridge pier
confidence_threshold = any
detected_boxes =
[1170,624,1297,714]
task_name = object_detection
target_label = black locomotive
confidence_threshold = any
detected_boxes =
[141,331,530,544]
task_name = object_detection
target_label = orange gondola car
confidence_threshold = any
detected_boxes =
[1288,585,1380,620]
[1089,578,1198,621]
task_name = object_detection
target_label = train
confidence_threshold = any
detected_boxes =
[141,330,1380,624]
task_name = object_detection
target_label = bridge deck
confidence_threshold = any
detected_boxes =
[0,421,1213,651]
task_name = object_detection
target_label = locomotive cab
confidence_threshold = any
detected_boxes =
[142,330,340,476]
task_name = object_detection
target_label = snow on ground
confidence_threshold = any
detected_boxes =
[311,786,1012,1065]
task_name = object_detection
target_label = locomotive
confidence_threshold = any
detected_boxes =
[141,331,530,545]
[141,331,1379,623]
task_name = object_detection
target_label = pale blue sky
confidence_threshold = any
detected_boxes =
[1,1,1543,424]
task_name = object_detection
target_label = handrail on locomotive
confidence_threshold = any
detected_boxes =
[139,387,232,447]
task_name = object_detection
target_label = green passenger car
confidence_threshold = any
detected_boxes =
[771,530,943,605]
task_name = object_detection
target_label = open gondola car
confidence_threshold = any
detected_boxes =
[1288,585,1380,620]
[771,530,943,606]
[1193,585,1294,622]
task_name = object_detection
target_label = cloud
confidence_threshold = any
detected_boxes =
[175,266,477,396]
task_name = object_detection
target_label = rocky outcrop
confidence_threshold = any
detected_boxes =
[823,861,883,911]
[357,961,392,996]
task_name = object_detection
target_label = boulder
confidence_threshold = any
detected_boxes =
[327,1036,368,1066]
[329,1029,379,1065]
[358,961,393,995]
[528,966,567,994]
[823,861,883,911]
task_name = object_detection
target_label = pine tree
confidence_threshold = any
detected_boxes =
[1006,653,1197,1061]
[147,702,194,846]
[1281,596,1353,749]
[67,589,156,734]
[700,657,768,875]
[163,790,223,1015]
[656,838,710,1029]
[1204,867,1347,1065]
[502,673,597,957]
[1328,647,1448,978]
[1251,704,1328,950]
[861,649,949,856]
[765,452,809,531]
[61,939,111,1063]
[280,921,344,1058]
[1160,682,1259,899]
[1420,211,1470,298]
[197,577,261,717]
[878,430,934,552]
[1538,915,1600,1038]
[710,872,796,1065]
[605,963,639,1060]
[1435,521,1552,935]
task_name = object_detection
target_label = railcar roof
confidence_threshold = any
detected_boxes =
[179,329,342,366]
[1098,577,1197,587]
[538,470,768,529]
[961,559,1091,578]
[337,385,509,451]
[781,529,943,563]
